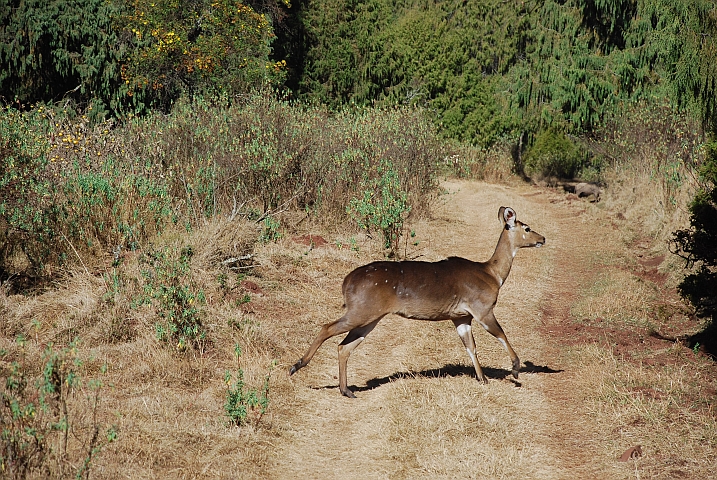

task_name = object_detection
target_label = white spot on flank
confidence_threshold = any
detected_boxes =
[456,324,472,336]
[385,279,388,283]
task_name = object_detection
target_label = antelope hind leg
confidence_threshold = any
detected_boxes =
[452,318,488,383]
[289,317,353,375]
[337,319,381,398]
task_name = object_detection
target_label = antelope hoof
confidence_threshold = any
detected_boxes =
[341,387,357,398]
[512,358,521,379]
[289,361,303,376]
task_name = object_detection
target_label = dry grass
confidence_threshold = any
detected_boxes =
[570,269,661,328]
[558,342,717,480]
[538,176,717,479]
[2,177,717,479]
[384,379,554,479]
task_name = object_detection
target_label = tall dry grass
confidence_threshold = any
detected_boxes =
[1,94,444,281]
[591,101,705,246]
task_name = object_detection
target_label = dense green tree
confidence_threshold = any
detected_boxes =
[506,0,664,134]
[0,0,287,116]
[119,0,287,111]
[297,0,532,144]
[640,0,717,129]
[664,0,717,351]
[294,0,667,145]
[0,0,123,116]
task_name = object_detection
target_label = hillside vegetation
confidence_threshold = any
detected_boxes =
[1,0,716,477]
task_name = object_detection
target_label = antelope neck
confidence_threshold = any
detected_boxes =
[486,229,517,285]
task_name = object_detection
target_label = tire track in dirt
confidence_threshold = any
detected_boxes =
[519,189,622,478]
[269,180,620,479]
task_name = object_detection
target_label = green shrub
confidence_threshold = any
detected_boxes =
[259,216,283,244]
[139,246,207,351]
[672,140,717,319]
[223,345,274,426]
[0,338,116,479]
[348,161,410,254]
[523,129,586,179]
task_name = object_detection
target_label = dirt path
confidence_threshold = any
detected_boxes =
[267,180,637,479]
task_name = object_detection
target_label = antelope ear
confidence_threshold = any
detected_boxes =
[502,207,516,228]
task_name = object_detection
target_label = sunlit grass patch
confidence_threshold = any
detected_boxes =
[592,348,717,479]
[571,270,660,329]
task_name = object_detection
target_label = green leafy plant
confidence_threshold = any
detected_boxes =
[223,345,274,426]
[0,338,116,479]
[140,246,207,350]
[348,162,411,254]
[259,216,282,243]
[523,129,587,179]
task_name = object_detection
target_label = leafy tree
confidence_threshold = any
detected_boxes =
[640,0,717,129]
[674,142,717,319]
[293,0,672,146]
[0,0,123,116]
[663,0,717,352]
[119,0,287,111]
[298,0,531,145]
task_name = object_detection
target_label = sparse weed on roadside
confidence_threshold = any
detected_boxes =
[259,216,282,244]
[348,161,411,255]
[139,245,207,351]
[0,337,116,479]
[223,344,275,426]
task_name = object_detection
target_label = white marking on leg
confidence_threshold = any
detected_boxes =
[465,347,477,362]
[456,323,471,336]
[498,337,507,350]
[479,322,489,331]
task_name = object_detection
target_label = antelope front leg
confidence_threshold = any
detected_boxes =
[452,318,488,384]
[479,311,520,379]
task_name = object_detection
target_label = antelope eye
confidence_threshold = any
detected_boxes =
[525,227,531,232]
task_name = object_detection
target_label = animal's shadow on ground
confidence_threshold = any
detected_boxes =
[313,360,562,393]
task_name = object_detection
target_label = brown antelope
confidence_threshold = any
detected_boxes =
[289,206,545,397]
